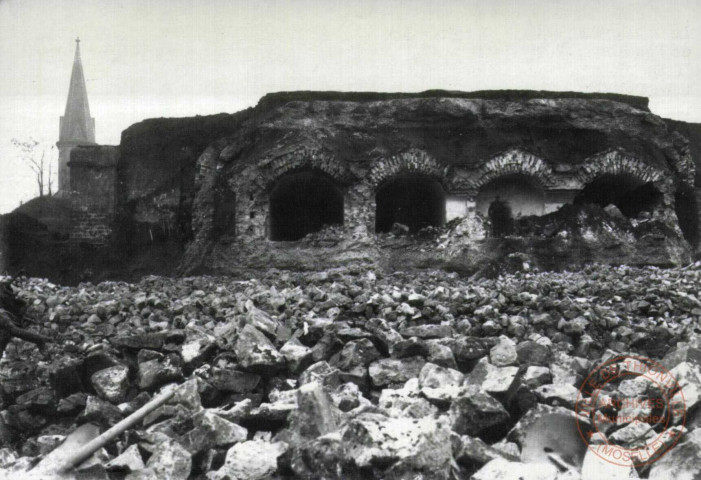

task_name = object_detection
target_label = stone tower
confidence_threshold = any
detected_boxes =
[57,38,95,193]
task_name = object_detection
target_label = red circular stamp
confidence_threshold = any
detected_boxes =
[575,355,687,467]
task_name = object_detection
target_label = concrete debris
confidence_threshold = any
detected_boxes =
[0,264,700,477]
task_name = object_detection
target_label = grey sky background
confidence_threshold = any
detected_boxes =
[1,0,700,213]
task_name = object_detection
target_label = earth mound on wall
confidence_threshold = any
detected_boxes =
[182,91,696,275]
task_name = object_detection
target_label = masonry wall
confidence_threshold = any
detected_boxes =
[69,146,118,244]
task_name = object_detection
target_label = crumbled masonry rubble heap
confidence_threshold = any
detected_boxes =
[0,264,701,479]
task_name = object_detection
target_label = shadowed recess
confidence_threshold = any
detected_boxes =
[375,174,445,233]
[269,170,344,241]
[575,175,662,218]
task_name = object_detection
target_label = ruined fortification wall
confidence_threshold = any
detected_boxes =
[59,91,701,277]
[179,94,695,274]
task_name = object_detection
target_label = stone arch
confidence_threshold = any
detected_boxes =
[577,149,665,186]
[469,149,554,192]
[367,149,450,190]
[575,149,668,218]
[262,147,355,190]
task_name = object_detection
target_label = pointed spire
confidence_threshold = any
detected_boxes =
[60,37,95,143]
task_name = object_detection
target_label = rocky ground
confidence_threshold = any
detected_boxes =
[0,264,700,479]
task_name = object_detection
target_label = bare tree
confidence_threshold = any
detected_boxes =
[11,138,56,198]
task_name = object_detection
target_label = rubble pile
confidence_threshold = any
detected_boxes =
[0,264,700,479]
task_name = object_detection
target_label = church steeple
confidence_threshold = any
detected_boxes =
[58,38,96,192]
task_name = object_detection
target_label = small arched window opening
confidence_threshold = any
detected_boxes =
[269,170,344,241]
[375,174,446,233]
[575,174,662,218]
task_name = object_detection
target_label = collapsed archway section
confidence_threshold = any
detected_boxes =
[575,174,662,218]
[269,170,344,241]
[476,175,546,218]
[375,174,446,233]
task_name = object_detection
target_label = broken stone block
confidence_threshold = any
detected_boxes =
[234,324,284,372]
[365,318,403,353]
[449,390,510,438]
[57,392,88,415]
[138,355,183,391]
[0,448,16,468]
[452,433,518,468]
[78,395,124,427]
[342,412,453,477]
[368,356,426,387]
[298,361,342,390]
[15,387,57,415]
[523,366,552,388]
[91,364,130,403]
[179,410,247,454]
[471,457,561,480]
[391,337,430,359]
[647,428,700,479]
[668,361,701,413]
[48,358,84,398]
[378,378,438,418]
[609,421,655,448]
[311,331,344,363]
[516,340,553,366]
[533,383,579,409]
[331,382,371,412]
[179,328,217,368]
[399,324,453,339]
[208,440,288,480]
[280,337,313,373]
[143,403,190,429]
[168,377,203,411]
[291,381,340,440]
[138,432,192,480]
[333,338,381,371]
[243,300,279,338]
[106,444,145,473]
[490,335,518,367]
[111,332,167,350]
[662,346,701,370]
[210,368,261,393]
[425,339,458,369]
[464,357,519,395]
[418,362,464,404]
[448,336,491,367]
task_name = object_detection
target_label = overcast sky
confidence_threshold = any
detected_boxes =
[1,0,700,213]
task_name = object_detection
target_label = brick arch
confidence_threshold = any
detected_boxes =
[469,149,554,191]
[261,147,355,189]
[367,149,450,190]
[578,149,666,186]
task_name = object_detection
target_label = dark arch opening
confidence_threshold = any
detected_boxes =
[375,174,446,233]
[269,170,344,241]
[575,175,662,218]
[675,184,699,246]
